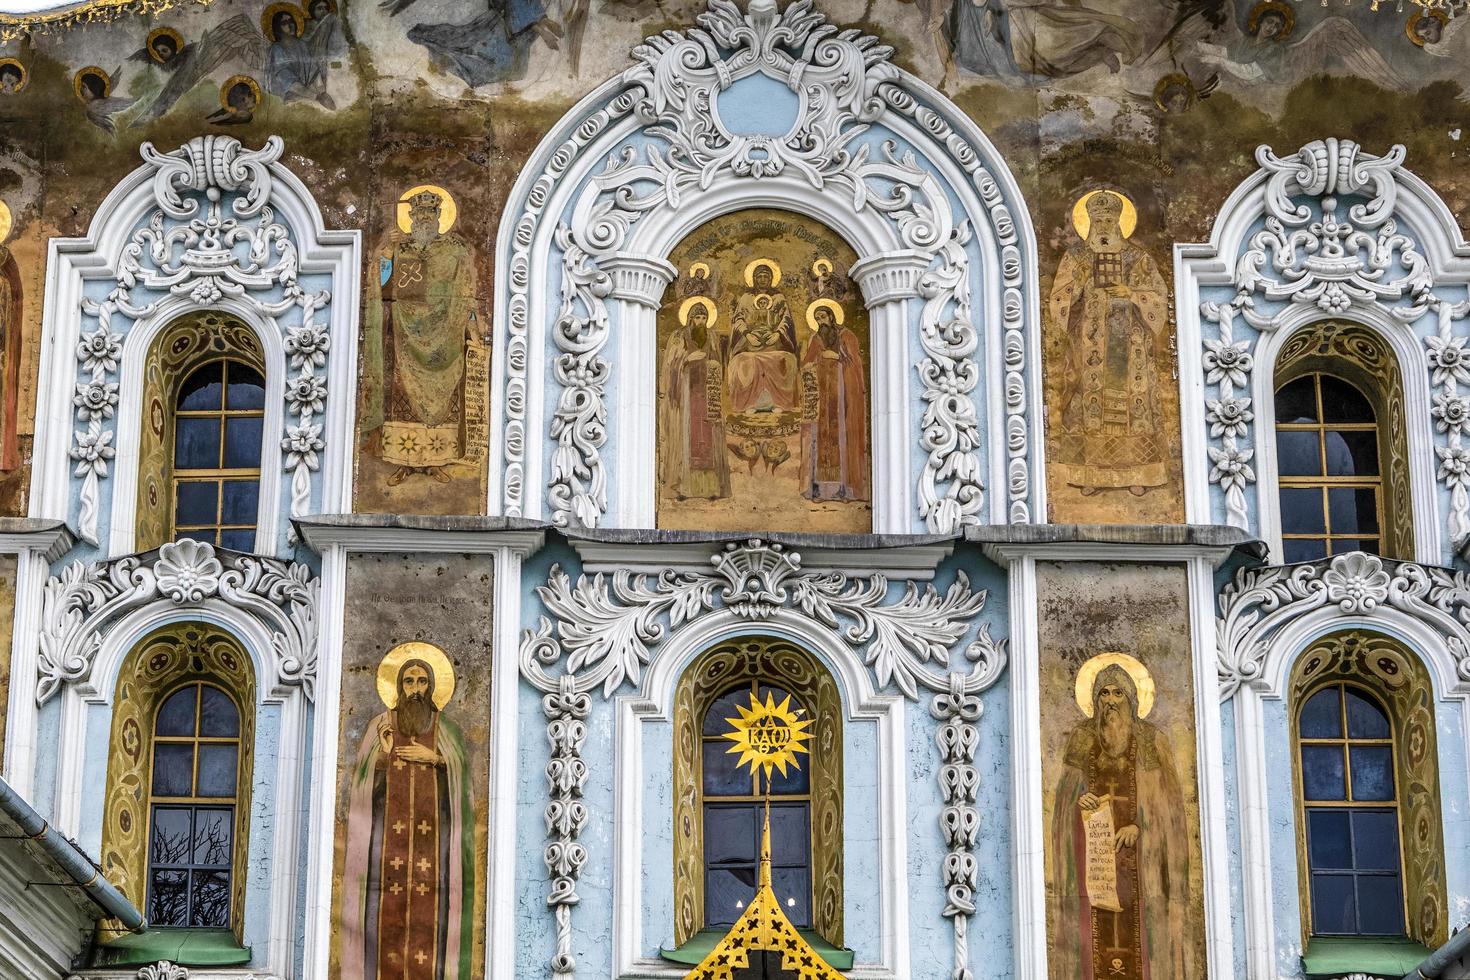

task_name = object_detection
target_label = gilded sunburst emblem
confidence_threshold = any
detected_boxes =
[722,689,813,781]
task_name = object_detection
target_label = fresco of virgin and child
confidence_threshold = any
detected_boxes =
[655,210,873,533]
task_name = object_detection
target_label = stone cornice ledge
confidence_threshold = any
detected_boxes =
[975,523,1264,568]
[0,518,75,563]
[293,514,546,555]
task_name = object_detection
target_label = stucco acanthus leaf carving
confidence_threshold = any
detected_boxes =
[36,540,319,705]
[70,136,331,545]
[1217,552,1470,699]
[519,538,1005,976]
[1199,138,1468,531]
[930,672,984,980]
[135,963,189,980]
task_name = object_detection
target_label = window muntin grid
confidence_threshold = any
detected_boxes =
[171,360,264,551]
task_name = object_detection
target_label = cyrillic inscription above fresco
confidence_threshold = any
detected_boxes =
[1,0,1469,526]
[657,209,871,533]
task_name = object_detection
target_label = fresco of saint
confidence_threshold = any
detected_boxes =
[800,299,868,502]
[727,259,799,417]
[362,187,480,487]
[340,645,475,980]
[660,297,730,501]
[1049,655,1194,980]
[1049,190,1168,496]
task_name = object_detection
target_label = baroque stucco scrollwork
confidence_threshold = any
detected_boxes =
[519,539,1006,979]
[497,0,1039,533]
[36,539,318,705]
[1191,137,1470,538]
[66,135,337,547]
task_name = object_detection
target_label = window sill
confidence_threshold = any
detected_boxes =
[659,927,854,971]
[93,928,251,969]
[1301,936,1433,978]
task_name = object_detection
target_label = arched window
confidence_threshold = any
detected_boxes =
[1291,631,1446,950]
[172,360,264,551]
[146,682,242,928]
[672,638,842,948]
[101,625,255,939]
[137,313,267,553]
[1273,323,1412,561]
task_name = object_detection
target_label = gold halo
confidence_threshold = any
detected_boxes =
[687,261,710,278]
[811,257,833,276]
[219,75,262,109]
[743,258,781,288]
[395,184,457,235]
[0,202,11,244]
[805,297,845,331]
[1247,0,1295,41]
[1072,190,1138,241]
[376,641,456,711]
[1075,652,1156,719]
[1152,73,1195,113]
[1406,9,1448,45]
[679,295,718,328]
[74,66,111,100]
[261,2,306,41]
[146,26,184,63]
[0,58,28,94]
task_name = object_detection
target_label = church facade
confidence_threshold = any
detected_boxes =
[0,0,1467,978]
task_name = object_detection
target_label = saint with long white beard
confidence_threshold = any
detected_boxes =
[1049,658,1195,980]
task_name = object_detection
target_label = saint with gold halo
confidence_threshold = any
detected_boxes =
[659,296,730,501]
[1049,189,1169,497]
[799,297,869,502]
[728,258,800,417]
[1049,651,1194,980]
[340,642,477,980]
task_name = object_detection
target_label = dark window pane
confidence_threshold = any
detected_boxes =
[1351,810,1400,872]
[1276,430,1322,476]
[150,806,193,865]
[156,686,198,737]
[223,417,264,468]
[220,480,259,524]
[1307,809,1352,869]
[180,528,218,546]
[1345,689,1390,739]
[178,362,224,411]
[1350,746,1395,801]
[219,529,256,552]
[771,866,811,928]
[768,757,810,795]
[149,869,190,927]
[703,689,751,736]
[1319,376,1375,424]
[1330,539,1377,557]
[702,740,751,796]
[191,870,232,928]
[192,808,234,866]
[705,867,757,927]
[1300,688,1342,739]
[151,744,195,797]
[175,417,221,468]
[1276,377,1319,424]
[1302,745,1346,801]
[754,685,794,707]
[1283,538,1328,563]
[1325,430,1379,477]
[225,364,265,410]
[174,481,219,526]
[1280,487,1326,535]
[199,687,240,738]
[1356,875,1405,936]
[197,744,238,798]
[1311,873,1357,935]
[703,806,757,865]
[1328,488,1379,536]
[769,803,811,867]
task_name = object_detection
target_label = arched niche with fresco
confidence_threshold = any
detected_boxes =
[657,210,871,532]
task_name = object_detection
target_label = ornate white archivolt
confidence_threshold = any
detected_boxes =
[1180,137,1470,548]
[520,539,1006,978]
[493,0,1042,533]
[37,540,318,705]
[1217,551,1470,699]
[35,135,359,552]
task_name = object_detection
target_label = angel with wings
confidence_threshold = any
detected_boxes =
[1196,1,1408,91]
[75,67,137,134]
[129,14,270,127]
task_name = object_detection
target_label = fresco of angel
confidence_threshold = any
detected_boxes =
[1194,2,1408,91]
[74,66,137,134]
[128,16,271,127]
